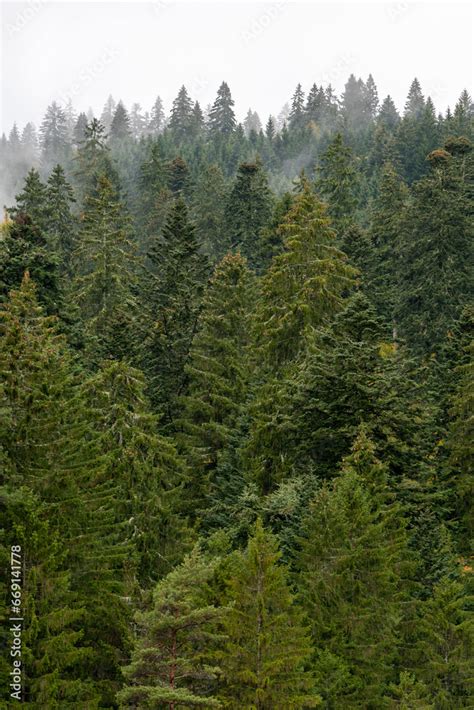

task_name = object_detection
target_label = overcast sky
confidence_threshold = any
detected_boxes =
[1,0,473,134]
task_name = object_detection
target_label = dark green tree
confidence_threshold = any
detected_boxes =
[208,81,236,136]
[225,160,274,269]
[316,132,359,238]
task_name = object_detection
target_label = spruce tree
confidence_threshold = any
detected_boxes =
[45,164,77,275]
[208,81,236,136]
[109,100,131,142]
[1,171,60,314]
[254,181,357,370]
[73,174,137,361]
[298,431,412,708]
[117,547,224,709]
[149,95,165,134]
[178,253,256,514]
[140,197,208,423]
[191,162,228,260]
[288,83,306,131]
[395,138,474,354]
[39,101,70,172]
[225,160,274,269]
[316,132,359,238]
[169,85,194,141]
[411,576,474,708]
[220,519,318,709]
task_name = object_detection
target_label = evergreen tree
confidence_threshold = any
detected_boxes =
[140,197,208,423]
[411,576,474,708]
[254,182,357,370]
[73,118,118,201]
[100,94,117,133]
[395,138,474,353]
[86,360,189,585]
[1,171,60,313]
[220,519,318,709]
[288,83,306,131]
[179,253,256,513]
[73,174,137,361]
[45,164,77,275]
[109,101,131,141]
[169,85,194,141]
[316,132,359,238]
[39,102,70,172]
[117,547,224,709]
[298,432,412,708]
[191,162,228,260]
[225,160,273,269]
[208,81,236,136]
[148,95,165,134]
[367,161,409,322]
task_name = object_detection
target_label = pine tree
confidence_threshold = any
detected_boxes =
[225,160,274,269]
[7,167,48,230]
[72,111,88,146]
[73,174,137,361]
[220,519,318,709]
[378,95,401,131]
[178,253,256,513]
[129,102,146,139]
[73,118,119,201]
[140,197,209,423]
[117,547,224,709]
[298,432,412,708]
[208,81,236,136]
[316,132,359,238]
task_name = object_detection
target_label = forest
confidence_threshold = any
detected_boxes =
[0,75,473,708]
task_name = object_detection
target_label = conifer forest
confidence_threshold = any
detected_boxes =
[1,15,473,708]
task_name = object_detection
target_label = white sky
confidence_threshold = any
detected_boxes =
[1,0,473,134]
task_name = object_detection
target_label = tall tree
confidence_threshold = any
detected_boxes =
[39,101,70,172]
[316,132,359,238]
[178,253,256,513]
[298,431,412,708]
[395,138,474,354]
[225,160,273,269]
[109,101,131,142]
[169,85,194,141]
[45,164,77,275]
[208,81,236,136]
[73,174,137,361]
[139,197,208,423]
[220,519,318,708]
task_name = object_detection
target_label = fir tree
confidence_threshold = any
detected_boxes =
[220,519,318,709]
[288,83,306,131]
[148,95,165,134]
[191,162,228,260]
[45,164,77,275]
[39,102,70,172]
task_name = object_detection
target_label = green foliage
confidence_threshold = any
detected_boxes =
[117,547,224,708]
[220,519,319,708]
[298,431,413,708]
